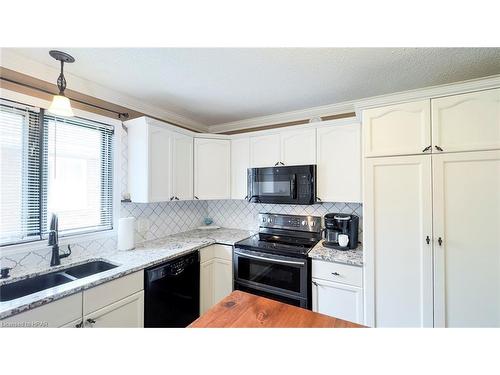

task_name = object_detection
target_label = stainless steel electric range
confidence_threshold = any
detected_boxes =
[233,213,322,309]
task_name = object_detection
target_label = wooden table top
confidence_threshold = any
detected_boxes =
[189,291,364,328]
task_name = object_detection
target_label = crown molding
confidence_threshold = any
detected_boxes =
[354,73,500,112]
[209,74,500,133]
[0,49,209,133]
[209,100,357,134]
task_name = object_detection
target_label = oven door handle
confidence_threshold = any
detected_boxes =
[234,250,305,266]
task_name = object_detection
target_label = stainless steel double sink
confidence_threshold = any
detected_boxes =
[0,260,118,302]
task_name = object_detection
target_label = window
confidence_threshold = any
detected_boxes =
[0,99,114,246]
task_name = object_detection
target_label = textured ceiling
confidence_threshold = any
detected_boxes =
[8,48,500,126]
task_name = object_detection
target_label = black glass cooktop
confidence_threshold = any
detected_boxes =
[234,233,320,258]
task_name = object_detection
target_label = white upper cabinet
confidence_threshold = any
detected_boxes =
[249,133,281,167]
[431,88,500,153]
[432,150,500,327]
[127,118,173,203]
[172,133,194,200]
[231,137,250,199]
[127,117,195,203]
[362,100,431,157]
[364,155,434,327]
[316,122,361,202]
[280,128,316,166]
[149,126,173,202]
[194,138,231,200]
[249,127,316,167]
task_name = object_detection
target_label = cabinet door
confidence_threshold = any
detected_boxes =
[149,125,172,202]
[249,133,281,167]
[316,123,361,202]
[231,137,250,199]
[280,128,316,166]
[213,258,233,305]
[363,100,431,157]
[312,278,363,324]
[364,155,433,327]
[0,293,82,328]
[84,291,144,328]
[200,259,214,315]
[433,150,500,327]
[431,88,500,153]
[172,133,193,200]
[194,138,231,199]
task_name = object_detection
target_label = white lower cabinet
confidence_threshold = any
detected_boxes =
[312,279,363,325]
[432,150,500,327]
[312,260,364,325]
[1,271,145,328]
[83,291,144,328]
[200,244,233,315]
[1,292,83,328]
[364,155,433,328]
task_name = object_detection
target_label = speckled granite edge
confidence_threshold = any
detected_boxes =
[308,241,363,267]
[0,228,253,320]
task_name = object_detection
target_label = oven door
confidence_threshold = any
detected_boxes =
[233,248,310,307]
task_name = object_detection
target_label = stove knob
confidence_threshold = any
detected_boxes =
[301,220,307,226]
[267,218,272,223]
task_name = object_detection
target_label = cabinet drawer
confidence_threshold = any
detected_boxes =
[312,259,362,287]
[200,244,233,262]
[83,271,143,314]
[1,293,82,328]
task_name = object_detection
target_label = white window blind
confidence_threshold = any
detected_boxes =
[0,101,41,245]
[0,98,114,246]
[43,115,114,236]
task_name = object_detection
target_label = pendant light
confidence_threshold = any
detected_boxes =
[48,50,75,117]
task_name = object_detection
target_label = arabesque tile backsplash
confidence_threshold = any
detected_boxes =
[0,124,362,272]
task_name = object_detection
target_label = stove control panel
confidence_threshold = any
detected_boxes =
[259,213,322,233]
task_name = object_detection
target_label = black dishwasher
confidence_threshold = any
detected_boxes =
[144,251,200,328]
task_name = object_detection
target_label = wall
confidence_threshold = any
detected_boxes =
[0,122,362,273]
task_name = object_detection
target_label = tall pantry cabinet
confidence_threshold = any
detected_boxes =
[363,88,500,327]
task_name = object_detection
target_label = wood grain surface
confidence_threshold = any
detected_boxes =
[189,290,364,328]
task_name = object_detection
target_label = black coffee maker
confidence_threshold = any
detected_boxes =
[323,213,359,250]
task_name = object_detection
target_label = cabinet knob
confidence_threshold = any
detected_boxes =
[331,272,340,276]
[438,237,443,246]
[175,196,179,200]
[434,145,444,152]
[274,162,279,166]
[194,196,199,200]
[279,162,285,166]
[75,321,83,328]
[422,145,431,153]
[169,196,174,201]
[86,318,96,326]
[426,236,430,245]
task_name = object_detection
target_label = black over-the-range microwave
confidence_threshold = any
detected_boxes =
[247,164,316,205]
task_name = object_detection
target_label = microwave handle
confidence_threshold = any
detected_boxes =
[291,174,297,199]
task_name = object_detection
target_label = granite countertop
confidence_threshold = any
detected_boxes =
[308,240,363,267]
[0,228,253,320]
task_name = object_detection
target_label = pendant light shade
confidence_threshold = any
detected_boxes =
[48,50,75,117]
[48,94,74,117]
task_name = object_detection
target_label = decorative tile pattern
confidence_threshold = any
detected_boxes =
[207,199,363,237]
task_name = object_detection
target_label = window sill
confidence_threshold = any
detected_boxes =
[0,229,117,257]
